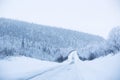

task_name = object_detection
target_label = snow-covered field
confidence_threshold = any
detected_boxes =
[0,56,61,80]
[0,51,120,80]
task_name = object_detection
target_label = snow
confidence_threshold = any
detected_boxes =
[0,56,61,80]
[67,50,80,63]
[77,54,120,80]
[0,51,120,80]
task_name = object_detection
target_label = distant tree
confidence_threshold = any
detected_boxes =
[21,37,25,48]
[0,48,14,57]
[108,26,120,52]
[56,55,68,62]
[88,53,96,60]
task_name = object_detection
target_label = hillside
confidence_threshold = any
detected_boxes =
[0,18,105,62]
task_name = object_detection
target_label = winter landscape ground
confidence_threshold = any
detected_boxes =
[0,18,120,80]
[0,51,120,80]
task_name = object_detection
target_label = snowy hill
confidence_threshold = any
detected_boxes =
[0,18,105,62]
[0,51,120,80]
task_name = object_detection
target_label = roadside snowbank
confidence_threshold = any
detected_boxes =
[0,56,60,80]
[78,53,120,80]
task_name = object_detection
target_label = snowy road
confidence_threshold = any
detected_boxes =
[25,62,71,80]
[27,51,88,80]
[29,63,83,80]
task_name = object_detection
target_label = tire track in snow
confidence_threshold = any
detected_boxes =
[23,62,70,80]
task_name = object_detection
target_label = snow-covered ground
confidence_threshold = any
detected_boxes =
[0,56,62,80]
[0,51,120,80]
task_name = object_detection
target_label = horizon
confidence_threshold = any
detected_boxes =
[0,17,106,38]
[0,0,120,38]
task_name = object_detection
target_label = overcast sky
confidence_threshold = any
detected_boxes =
[0,0,120,38]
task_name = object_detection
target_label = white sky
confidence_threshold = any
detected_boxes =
[0,0,120,38]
